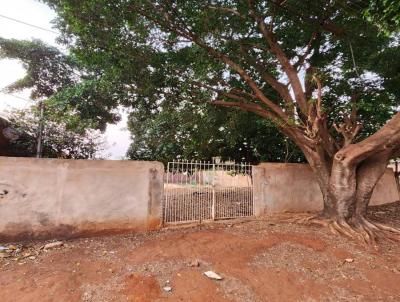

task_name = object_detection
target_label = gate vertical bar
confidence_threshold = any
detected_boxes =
[212,161,216,220]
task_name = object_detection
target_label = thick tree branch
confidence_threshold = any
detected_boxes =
[303,74,337,157]
[248,8,308,115]
[213,99,308,149]
[238,44,295,114]
[187,78,261,103]
[335,112,400,165]
[294,32,318,69]
[141,2,291,122]
[334,121,363,147]
[187,78,285,120]
[212,100,271,119]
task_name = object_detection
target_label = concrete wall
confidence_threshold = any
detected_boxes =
[0,157,163,242]
[253,163,400,215]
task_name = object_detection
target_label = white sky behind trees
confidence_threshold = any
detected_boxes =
[0,0,131,159]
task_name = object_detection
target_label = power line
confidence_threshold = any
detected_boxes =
[0,13,58,34]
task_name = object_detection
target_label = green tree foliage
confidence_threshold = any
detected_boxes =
[5,107,104,158]
[0,37,304,163]
[362,0,400,33]
[43,0,399,129]
[0,38,110,158]
[35,0,399,165]
[128,102,304,164]
[0,37,120,131]
[0,38,76,99]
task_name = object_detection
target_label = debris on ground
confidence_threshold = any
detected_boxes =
[345,258,355,263]
[43,241,64,250]
[204,271,223,280]
[163,286,172,292]
[0,252,10,259]
[188,259,200,267]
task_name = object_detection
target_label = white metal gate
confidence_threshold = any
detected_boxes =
[163,160,253,224]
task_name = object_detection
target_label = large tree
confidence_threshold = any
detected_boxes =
[44,0,400,243]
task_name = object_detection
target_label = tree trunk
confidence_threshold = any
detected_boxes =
[302,145,382,219]
[279,113,400,242]
[302,145,400,243]
[353,151,392,220]
[295,143,336,218]
[308,158,336,217]
[328,154,358,220]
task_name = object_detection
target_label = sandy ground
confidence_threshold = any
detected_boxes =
[1,202,400,302]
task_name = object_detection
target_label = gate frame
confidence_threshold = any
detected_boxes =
[163,160,253,225]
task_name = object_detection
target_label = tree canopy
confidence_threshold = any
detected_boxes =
[43,0,398,134]
[0,38,76,99]
[0,37,120,131]
[363,0,400,34]
[0,35,304,163]
[0,38,108,159]
[39,0,400,240]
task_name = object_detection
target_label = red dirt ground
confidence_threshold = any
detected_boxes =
[1,202,400,302]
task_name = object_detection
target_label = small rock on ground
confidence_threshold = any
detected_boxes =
[204,271,223,280]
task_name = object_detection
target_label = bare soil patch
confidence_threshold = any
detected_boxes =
[1,202,400,302]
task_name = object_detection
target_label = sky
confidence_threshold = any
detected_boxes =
[0,0,131,159]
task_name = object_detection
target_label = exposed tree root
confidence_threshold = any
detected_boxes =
[289,213,400,246]
[286,213,327,225]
